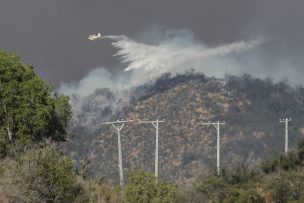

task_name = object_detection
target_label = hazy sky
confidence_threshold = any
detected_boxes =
[0,0,303,85]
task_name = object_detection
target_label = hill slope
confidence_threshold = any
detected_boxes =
[64,72,304,186]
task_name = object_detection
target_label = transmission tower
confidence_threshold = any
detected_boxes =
[201,121,226,176]
[138,119,165,183]
[280,118,291,154]
[101,119,132,189]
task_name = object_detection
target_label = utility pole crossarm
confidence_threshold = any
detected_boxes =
[279,118,291,123]
[201,121,226,126]
[138,119,166,124]
[139,119,165,129]
[101,120,133,125]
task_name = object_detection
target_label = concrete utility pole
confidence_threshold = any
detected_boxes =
[102,119,132,189]
[280,118,291,154]
[138,119,165,183]
[201,121,226,176]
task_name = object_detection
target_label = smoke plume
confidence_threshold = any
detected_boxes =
[60,29,267,96]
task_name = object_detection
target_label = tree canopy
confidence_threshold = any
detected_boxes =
[0,49,71,157]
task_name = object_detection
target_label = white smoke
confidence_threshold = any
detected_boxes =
[111,34,264,73]
[60,29,266,96]
[110,32,265,85]
[59,67,132,97]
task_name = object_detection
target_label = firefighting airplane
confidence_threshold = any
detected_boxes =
[88,33,103,41]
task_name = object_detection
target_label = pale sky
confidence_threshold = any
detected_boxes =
[0,0,303,85]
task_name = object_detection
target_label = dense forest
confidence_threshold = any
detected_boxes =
[2,49,304,202]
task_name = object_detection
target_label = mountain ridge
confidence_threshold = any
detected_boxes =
[64,72,304,187]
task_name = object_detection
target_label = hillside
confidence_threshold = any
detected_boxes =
[64,72,304,186]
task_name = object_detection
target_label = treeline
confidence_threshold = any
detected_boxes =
[2,137,296,203]
[134,69,207,102]
[225,74,304,119]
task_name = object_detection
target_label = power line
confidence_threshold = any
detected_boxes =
[101,119,133,189]
[280,118,291,154]
[201,121,226,176]
[138,119,165,183]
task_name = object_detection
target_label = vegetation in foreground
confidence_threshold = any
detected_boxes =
[1,49,304,202]
[2,139,304,202]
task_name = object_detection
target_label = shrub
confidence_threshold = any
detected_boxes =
[124,171,183,203]
[78,177,122,203]
[0,141,82,202]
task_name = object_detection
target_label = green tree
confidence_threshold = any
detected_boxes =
[124,171,183,203]
[0,49,71,156]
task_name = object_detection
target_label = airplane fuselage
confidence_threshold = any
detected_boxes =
[88,33,102,41]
